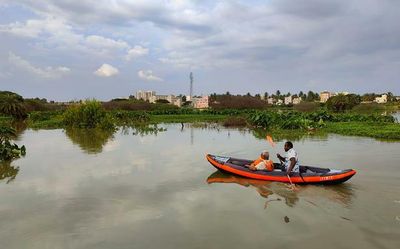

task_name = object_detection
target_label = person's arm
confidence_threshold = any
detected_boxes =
[248,164,257,170]
[276,153,285,162]
[286,157,296,175]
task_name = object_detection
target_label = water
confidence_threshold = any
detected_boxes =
[393,111,400,123]
[1,124,400,249]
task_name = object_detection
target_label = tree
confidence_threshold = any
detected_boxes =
[326,94,361,112]
[306,91,320,102]
[255,93,261,99]
[0,91,27,120]
[246,92,252,97]
[155,99,170,104]
[387,92,394,102]
[264,92,269,99]
[276,90,281,97]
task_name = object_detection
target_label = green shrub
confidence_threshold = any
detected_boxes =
[0,126,26,161]
[326,94,361,112]
[112,111,150,123]
[63,100,115,129]
[0,91,27,120]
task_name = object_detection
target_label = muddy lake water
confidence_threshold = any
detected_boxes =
[0,124,399,249]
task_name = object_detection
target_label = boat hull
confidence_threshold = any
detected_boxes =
[206,154,356,184]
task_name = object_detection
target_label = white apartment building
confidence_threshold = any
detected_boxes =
[149,94,182,107]
[375,94,388,104]
[192,96,209,109]
[267,97,275,105]
[292,97,302,105]
[320,91,332,103]
[136,90,156,102]
[284,96,292,105]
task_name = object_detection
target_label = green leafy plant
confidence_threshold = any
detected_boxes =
[63,100,115,129]
[0,91,27,120]
[0,126,26,161]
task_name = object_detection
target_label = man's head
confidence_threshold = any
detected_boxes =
[261,150,269,159]
[284,141,293,152]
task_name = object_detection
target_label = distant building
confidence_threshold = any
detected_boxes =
[267,97,275,105]
[375,94,388,104]
[320,91,332,103]
[136,90,155,102]
[276,99,283,105]
[292,97,302,105]
[149,94,182,107]
[284,96,292,105]
[192,96,209,109]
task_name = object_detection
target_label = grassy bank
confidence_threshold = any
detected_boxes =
[324,122,400,140]
[2,108,400,140]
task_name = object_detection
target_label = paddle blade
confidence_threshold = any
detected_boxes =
[266,135,276,147]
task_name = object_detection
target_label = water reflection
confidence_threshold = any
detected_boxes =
[207,171,299,208]
[65,128,115,154]
[0,161,19,184]
[121,124,167,136]
[65,125,167,154]
[206,170,355,208]
[251,128,329,142]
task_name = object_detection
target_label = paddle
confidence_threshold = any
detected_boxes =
[266,135,276,147]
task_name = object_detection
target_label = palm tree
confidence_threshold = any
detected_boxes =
[0,93,27,120]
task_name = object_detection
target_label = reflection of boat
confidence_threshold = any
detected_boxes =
[206,154,356,184]
[207,170,299,207]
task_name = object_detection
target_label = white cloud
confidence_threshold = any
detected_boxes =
[86,35,129,50]
[94,64,119,77]
[8,52,70,79]
[126,45,149,61]
[138,70,163,81]
[0,17,132,57]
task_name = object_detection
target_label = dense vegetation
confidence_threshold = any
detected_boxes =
[0,91,27,120]
[209,94,268,109]
[0,126,26,161]
[63,100,115,129]
[0,90,399,140]
[326,94,361,112]
[247,110,395,130]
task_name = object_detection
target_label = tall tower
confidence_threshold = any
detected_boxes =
[189,72,193,100]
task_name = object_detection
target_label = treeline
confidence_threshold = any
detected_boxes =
[209,94,268,109]
[211,90,320,102]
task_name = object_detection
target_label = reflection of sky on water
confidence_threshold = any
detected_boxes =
[0,124,399,249]
[392,111,400,123]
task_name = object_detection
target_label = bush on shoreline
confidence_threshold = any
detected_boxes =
[63,100,115,129]
[0,126,26,161]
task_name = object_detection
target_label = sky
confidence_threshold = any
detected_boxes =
[0,0,399,101]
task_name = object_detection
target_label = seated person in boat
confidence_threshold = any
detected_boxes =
[276,141,300,174]
[248,150,274,171]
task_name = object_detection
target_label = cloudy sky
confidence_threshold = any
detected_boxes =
[0,0,399,101]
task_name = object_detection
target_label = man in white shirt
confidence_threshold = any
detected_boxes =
[276,141,300,174]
